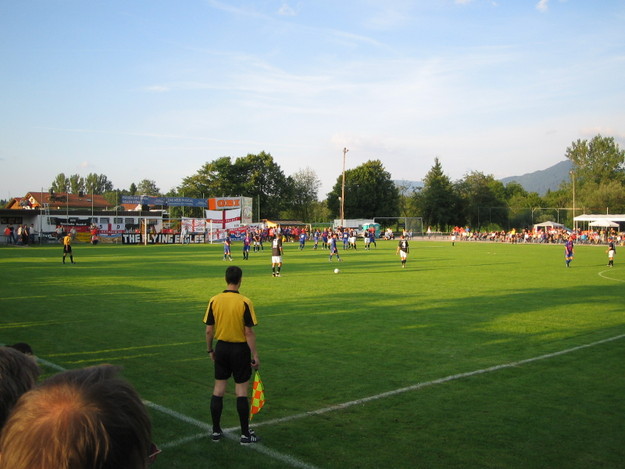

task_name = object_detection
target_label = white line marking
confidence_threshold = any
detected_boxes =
[21,333,625,469]
[30,357,319,469]
[598,269,624,283]
[252,334,625,429]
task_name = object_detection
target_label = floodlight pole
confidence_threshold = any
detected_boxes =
[570,170,576,231]
[341,147,348,227]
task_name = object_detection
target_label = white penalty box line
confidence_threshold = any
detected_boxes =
[32,333,625,468]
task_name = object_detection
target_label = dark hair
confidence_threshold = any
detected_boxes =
[0,364,152,469]
[0,347,40,429]
[225,265,243,285]
[8,342,34,355]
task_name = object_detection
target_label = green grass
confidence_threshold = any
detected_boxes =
[1,239,624,468]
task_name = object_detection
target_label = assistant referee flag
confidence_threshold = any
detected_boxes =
[250,371,265,420]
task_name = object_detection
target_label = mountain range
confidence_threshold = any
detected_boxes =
[499,160,572,195]
[396,160,572,196]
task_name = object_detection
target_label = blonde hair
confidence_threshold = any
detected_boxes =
[0,365,151,469]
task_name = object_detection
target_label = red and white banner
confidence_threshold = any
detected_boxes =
[205,209,241,229]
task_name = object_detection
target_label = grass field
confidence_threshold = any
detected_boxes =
[1,238,624,468]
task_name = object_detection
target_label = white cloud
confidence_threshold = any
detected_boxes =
[277,3,296,16]
[144,85,170,93]
[536,0,549,12]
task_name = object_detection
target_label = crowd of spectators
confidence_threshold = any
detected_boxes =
[450,226,623,245]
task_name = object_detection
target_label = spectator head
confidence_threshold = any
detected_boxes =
[0,364,155,469]
[7,342,34,356]
[0,346,40,430]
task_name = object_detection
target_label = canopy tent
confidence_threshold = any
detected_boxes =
[574,214,625,223]
[533,221,568,230]
[588,220,619,228]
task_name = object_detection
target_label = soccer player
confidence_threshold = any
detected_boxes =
[313,230,320,250]
[299,231,306,250]
[243,233,251,260]
[564,238,574,267]
[204,266,260,445]
[328,233,341,262]
[396,234,409,268]
[607,239,616,267]
[271,235,283,277]
[62,232,75,264]
[223,236,232,261]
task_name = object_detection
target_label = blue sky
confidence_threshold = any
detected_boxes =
[1,0,624,200]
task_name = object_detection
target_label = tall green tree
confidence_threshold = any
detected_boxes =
[327,160,399,219]
[235,152,291,220]
[455,171,508,229]
[503,182,544,228]
[50,173,69,193]
[68,174,85,194]
[136,179,161,196]
[413,158,461,230]
[566,134,625,185]
[177,152,290,220]
[84,173,113,195]
[178,156,241,199]
[283,167,321,222]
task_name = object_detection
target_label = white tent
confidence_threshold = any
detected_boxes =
[575,214,625,223]
[589,220,619,228]
[533,221,567,230]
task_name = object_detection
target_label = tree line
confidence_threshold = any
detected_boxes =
[413,134,625,231]
[41,134,624,230]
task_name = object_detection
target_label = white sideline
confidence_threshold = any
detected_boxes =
[33,358,318,469]
[24,333,625,468]
[251,333,625,429]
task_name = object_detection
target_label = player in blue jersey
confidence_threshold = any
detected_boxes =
[223,236,233,261]
[328,233,341,262]
[243,233,251,260]
[564,238,574,267]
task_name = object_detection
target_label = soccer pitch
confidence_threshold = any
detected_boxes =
[1,239,624,468]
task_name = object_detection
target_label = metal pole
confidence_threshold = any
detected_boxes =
[570,170,576,230]
[341,147,348,227]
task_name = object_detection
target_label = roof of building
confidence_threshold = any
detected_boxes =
[5,192,112,211]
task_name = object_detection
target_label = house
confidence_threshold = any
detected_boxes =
[1,191,163,243]
[5,191,112,211]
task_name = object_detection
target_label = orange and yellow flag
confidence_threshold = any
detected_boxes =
[250,371,265,420]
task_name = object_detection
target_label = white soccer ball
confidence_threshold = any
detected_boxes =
[334,268,340,274]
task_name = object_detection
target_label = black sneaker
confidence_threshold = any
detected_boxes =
[240,429,260,445]
[211,431,223,442]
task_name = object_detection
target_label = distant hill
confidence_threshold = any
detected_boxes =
[500,160,572,195]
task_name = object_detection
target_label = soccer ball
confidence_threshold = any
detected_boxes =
[334,268,340,274]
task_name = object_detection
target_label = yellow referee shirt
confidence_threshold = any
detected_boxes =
[203,290,258,343]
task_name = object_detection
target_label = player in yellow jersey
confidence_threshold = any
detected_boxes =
[62,233,75,264]
[203,266,260,445]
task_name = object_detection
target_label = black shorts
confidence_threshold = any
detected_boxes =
[214,341,252,383]
[63,245,72,253]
